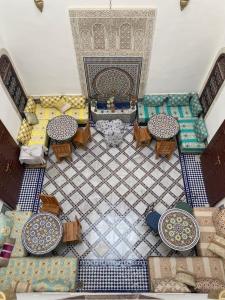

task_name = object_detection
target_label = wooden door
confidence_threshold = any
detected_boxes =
[201,120,225,206]
[0,120,24,208]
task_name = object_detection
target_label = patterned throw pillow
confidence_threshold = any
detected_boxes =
[11,280,33,293]
[143,95,166,106]
[167,94,191,106]
[190,93,203,116]
[213,209,225,238]
[194,118,208,142]
[63,96,86,109]
[153,279,191,293]
[175,268,196,287]
[194,278,225,294]
[17,119,33,145]
[5,211,33,258]
[32,279,72,292]
[208,234,225,258]
[54,98,71,113]
[24,97,36,113]
[24,112,39,125]
[40,96,61,108]
[0,214,13,247]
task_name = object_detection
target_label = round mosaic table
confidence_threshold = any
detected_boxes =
[47,115,78,142]
[158,208,200,251]
[147,114,180,140]
[22,213,63,255]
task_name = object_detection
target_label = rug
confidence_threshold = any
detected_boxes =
[42,127,190,259]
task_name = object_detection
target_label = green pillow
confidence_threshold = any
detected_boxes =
[167,94,191,106]
[194,118,208,142]
[190,94,203,116]
[32,279,72,292]
[0,213,13,247]
[143,95,166,106]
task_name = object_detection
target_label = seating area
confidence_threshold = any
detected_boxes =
[1,2,225,298]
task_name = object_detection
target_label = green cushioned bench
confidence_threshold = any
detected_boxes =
[178,118,206,153]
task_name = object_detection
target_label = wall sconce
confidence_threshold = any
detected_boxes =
[180,0,190,11]
[34,0,44,12]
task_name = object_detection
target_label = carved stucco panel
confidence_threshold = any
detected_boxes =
[69,9,156,97]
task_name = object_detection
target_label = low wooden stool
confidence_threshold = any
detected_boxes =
[63,218,82,243]
[52,143,72,162]
[39,194,63,216]
[155,139,176,159]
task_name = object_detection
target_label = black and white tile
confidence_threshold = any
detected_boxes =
[42,127,189,259]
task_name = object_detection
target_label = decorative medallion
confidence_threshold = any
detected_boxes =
[158,208,200,251]
[22,213,63,255]
[69,9,156,98]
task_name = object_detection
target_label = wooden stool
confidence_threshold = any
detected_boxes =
[39,194,63,216]
[133,121,152,148]
[52,143,72,162]
[63,218,82,243]
[72,122,91,149]
[155,139,176,159]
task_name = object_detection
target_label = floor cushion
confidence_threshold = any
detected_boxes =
[35,104,61,120]
[5,211,33,258]
[0,257,78,292]
[0,214,13,247]
[178,118,206,153]
[27,119,49,147]
[193,207,218,257]
[138,102,164,123]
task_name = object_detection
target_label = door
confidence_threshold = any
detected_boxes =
[0,120,24,208]
[201,120,225,206]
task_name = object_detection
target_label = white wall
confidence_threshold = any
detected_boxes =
[0,0,225,96]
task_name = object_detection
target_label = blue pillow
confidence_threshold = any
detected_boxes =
[194,118,208,142]
[143,95,166,106]
[167,94,191,106]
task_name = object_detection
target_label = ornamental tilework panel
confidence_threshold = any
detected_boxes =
[84,57,142,100]
[69,9,156,98]
[42,127,193,259]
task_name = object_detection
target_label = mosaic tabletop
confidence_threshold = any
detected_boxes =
[148,114,180,140]
[47,115,78,141]
[158,208,200,251]
[22,213,63,255]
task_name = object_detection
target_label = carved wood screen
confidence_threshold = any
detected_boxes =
[0,54,27,117]
[200,53,225,116]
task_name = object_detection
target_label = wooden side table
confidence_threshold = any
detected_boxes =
[63,218,82,243]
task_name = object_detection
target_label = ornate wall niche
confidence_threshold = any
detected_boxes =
[69,9,156,98]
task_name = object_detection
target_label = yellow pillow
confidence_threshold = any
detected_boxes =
[24,97,36,113]
[63,96,86,108]
[17,119,33,145]
[54,98,71,113]
[40,96,61,108]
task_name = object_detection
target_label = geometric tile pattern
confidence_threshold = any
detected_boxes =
[17,168,45,212]
[77,260,149,293]
[43,127,190,259]
[179,154,209,207]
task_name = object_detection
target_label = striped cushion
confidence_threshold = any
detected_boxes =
[36,104,61,120]
[138,102,164,123]
[164,103,193,118]
[208,235,225,259]
[27,119,49,147]
[178,118,206,153]
[193,208,218,257]
[148,257,225,291]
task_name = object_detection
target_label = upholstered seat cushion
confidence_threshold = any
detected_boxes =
[193,207,218,257]
[35,104,61,120]
[0,257,78,292]
[178,118,206,153]
[138,102,164,123]
[164,103,192,119]
[148,257,225,291]
[5,211,33,258]
[65,106,89,124]
[27,119,49,147]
